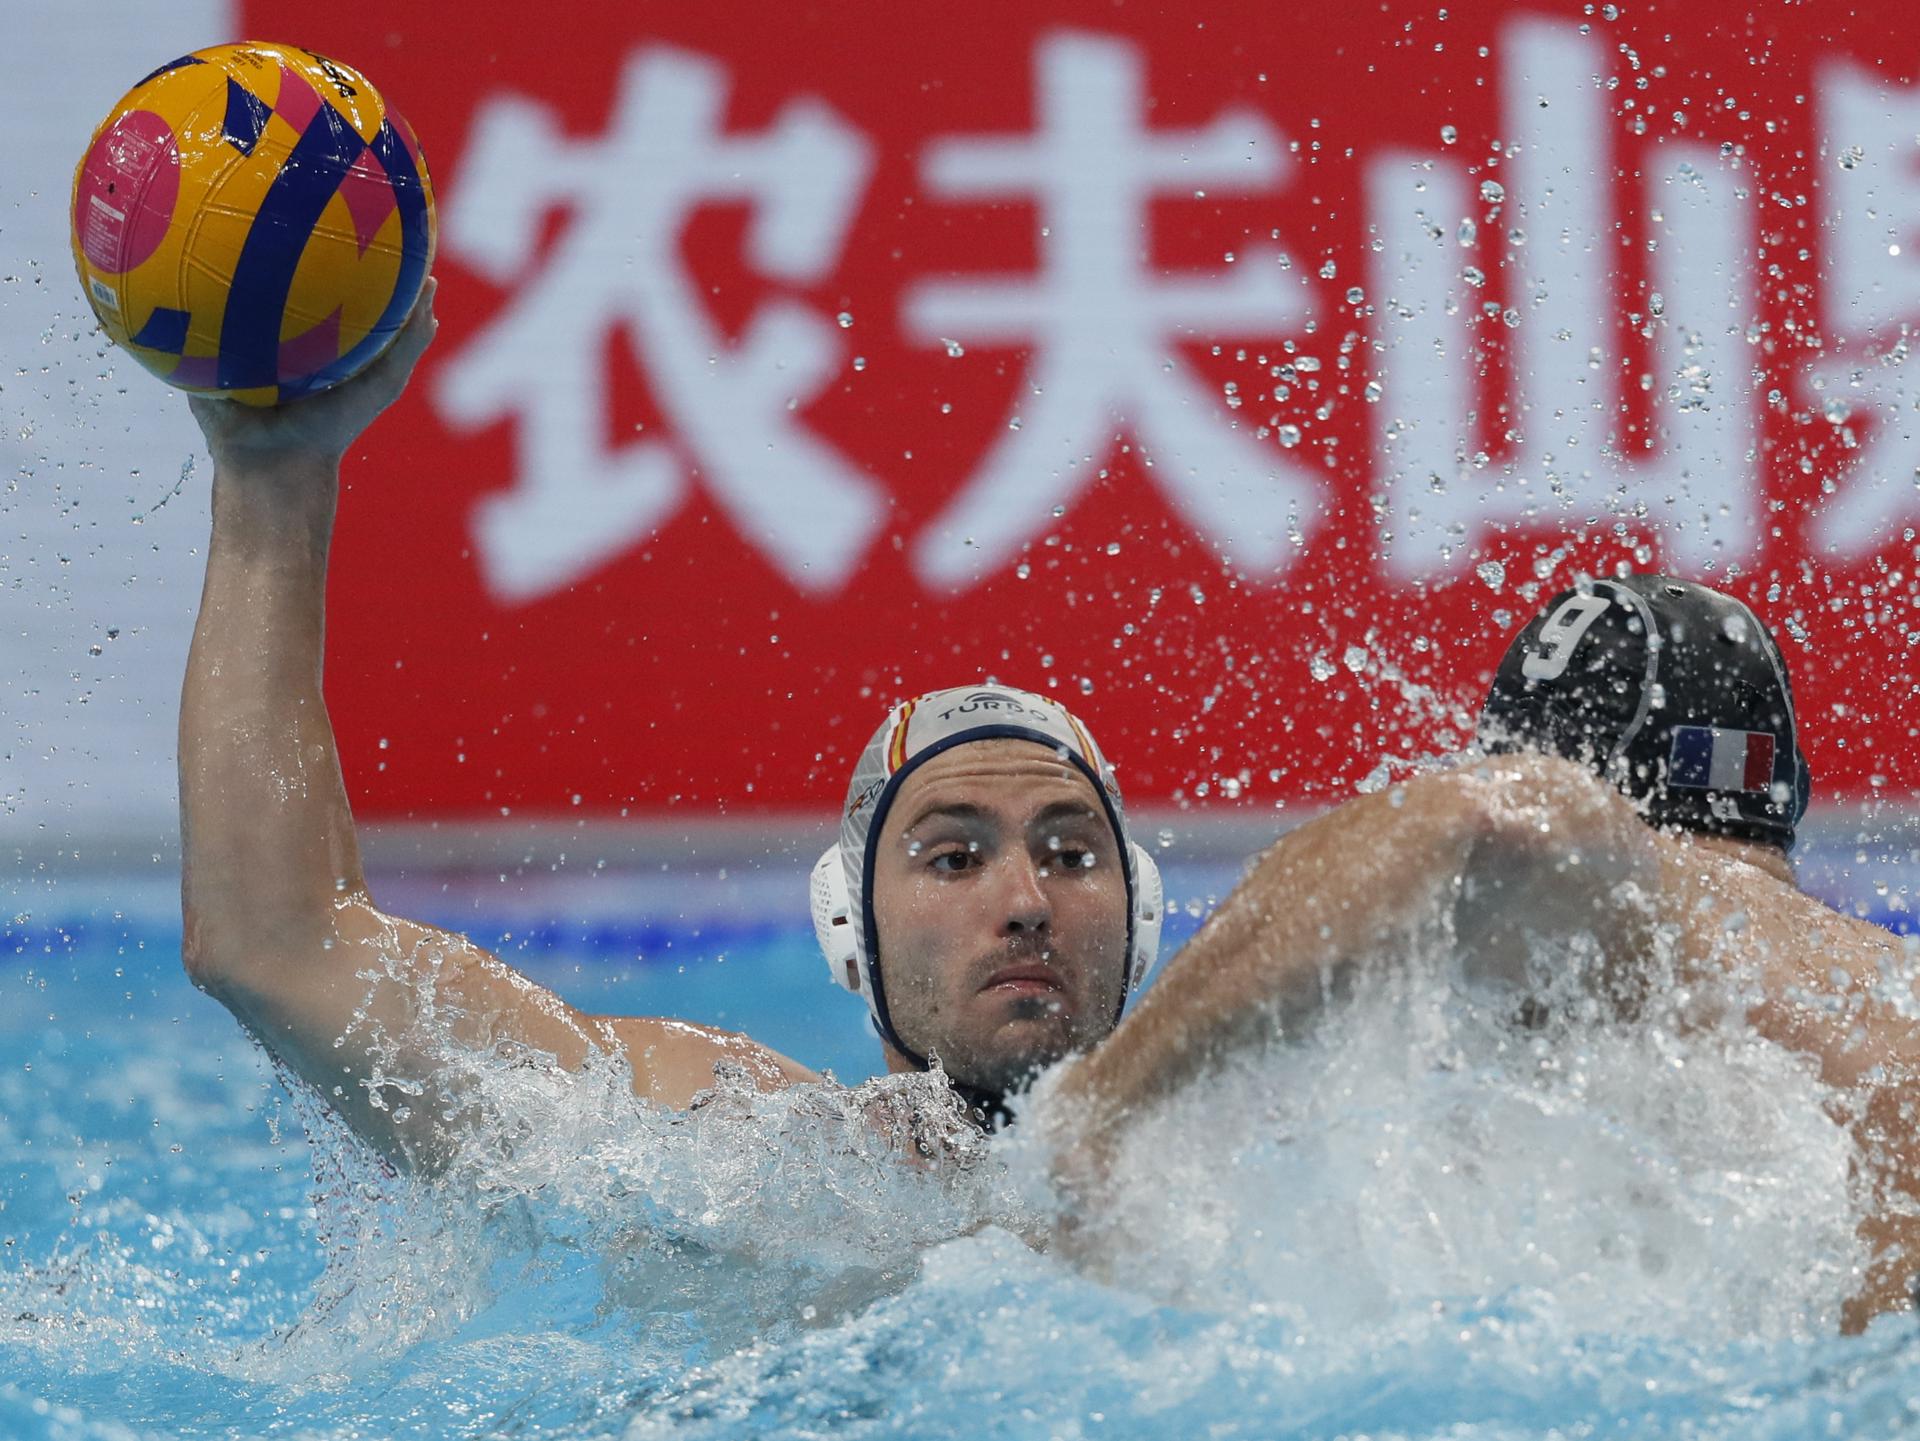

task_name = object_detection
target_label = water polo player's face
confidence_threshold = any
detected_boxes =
[871,738,1130,1092]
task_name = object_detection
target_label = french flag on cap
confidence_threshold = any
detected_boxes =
[1667,726,1776,793]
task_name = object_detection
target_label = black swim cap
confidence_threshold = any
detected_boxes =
[1477,575,1811,850]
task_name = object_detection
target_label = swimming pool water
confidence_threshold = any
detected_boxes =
[6,865,1920,1440]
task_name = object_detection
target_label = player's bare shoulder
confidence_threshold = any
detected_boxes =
[599,1014,820,1109]
[1657,835,1898,981]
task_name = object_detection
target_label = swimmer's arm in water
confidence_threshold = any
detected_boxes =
[1055,748,1920,1327]
[178,281,814,1168]
[1056,752,1660,1148]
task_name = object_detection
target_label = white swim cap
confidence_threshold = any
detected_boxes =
[810,684,1163,1064]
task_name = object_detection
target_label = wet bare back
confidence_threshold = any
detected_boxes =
[1661,849,1920,1326]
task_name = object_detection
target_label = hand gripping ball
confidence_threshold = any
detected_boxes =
[71,43,435,407]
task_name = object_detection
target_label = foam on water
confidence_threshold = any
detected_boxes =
[1,915,1914,1438]
[199,926,1045,1386]
[1034,959,1862,1341]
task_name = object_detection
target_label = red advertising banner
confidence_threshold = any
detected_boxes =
[253,0,1920,817]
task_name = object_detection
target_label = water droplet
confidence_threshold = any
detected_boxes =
[1480,179,1506,203]
[1476,560,1506,591]
[1838,145,1864,171]
[941,338,965,358]
[1277,424,1303,448]
[1440,124,1458,145]
[836,311,853,328]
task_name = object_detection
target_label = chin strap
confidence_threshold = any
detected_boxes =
[946,1077,1013,1132]
[878,986,1048,1131]
[885,1023,1014,1131]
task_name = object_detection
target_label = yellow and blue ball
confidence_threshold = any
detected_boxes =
[71,42,435,407]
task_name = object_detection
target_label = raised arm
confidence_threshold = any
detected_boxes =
[179,282,812,1167]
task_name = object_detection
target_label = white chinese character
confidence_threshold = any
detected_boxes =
[434,49,879,602]
[1810,63,1920,559]
[1369,19,1757,579]
[901,32,1317,589]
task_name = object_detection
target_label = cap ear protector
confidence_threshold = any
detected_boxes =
[811,840,1165,1012]
[810,847,865,997]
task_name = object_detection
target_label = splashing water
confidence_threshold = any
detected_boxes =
[0,908,1912,1440]
[1039,964,1861,1342]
